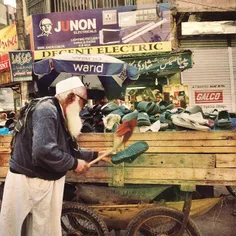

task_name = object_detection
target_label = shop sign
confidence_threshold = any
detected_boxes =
[0,24,18,72]
[0,24,18,53]
[195,91,223,104]
[34,42,171,60]
[127,52,192,73]
[9,50,33,82]
[0,60,10,72]
[191,84,228,110]
[0,16,33,73]
[32,3,171,58]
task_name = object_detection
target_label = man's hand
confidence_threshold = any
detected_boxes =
[98,151,114,164]
[74,159,89,174]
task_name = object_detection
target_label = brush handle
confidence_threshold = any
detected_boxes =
[88,148,115,167]
[88,136,123,167]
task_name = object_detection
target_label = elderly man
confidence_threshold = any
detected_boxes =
[0,76,110,236]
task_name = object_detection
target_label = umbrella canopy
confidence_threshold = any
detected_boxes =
[33,53,139,99]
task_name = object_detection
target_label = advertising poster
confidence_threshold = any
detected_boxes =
[32,3,171,59]
[0,16,33,72]
[9,50,33,82]
[0,24,17,72]
[191,84,230,111]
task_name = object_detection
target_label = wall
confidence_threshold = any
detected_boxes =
[0,3,7,28]
[175,0,236,12]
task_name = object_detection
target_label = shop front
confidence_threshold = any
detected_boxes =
[121,50,193,109]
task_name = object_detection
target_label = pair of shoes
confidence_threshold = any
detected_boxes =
[111,141,149,164]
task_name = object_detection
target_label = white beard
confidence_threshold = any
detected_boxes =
[65,100,83,139]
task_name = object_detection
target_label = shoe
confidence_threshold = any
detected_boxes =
[118,105,132,114]
[110,108,125,117]
[137,101,153,112]
[171,115,210,131]
[148,103,161,115]
[214,110,232,127]
[103,114,121,130]
[185,105,204,115]
[111,141,149,164]
[180,112,209,125]
[137,112,151,127]
[204,109,218,120]
[139,120,161,133]
[101,102,119,114]
[122,109,139,122]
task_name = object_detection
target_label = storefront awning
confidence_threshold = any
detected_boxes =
[123,50,193,75]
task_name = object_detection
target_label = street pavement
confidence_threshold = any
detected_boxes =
[110,186,236,236]
[193,186,236,236]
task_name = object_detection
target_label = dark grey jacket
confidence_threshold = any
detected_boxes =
[10,98,97,180]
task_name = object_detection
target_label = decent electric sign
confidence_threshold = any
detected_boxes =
[195,91,223,104]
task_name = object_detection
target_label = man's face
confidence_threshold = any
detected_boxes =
[41,24,52,35]
[65,88,87,139]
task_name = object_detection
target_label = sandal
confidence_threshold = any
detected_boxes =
[111,141,149,164]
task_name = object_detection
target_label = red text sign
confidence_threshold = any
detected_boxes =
[195,91,223,104]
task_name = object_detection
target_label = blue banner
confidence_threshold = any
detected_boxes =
[32,4,171,54]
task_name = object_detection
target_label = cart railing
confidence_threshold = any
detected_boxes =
[0,130,236,190]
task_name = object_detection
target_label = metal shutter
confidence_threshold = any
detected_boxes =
[232,44,236,112]
[181,47,232,112]
[180,39,228,49]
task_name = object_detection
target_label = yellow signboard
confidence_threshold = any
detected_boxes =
[0,24,18,54]
[34,42,172,60]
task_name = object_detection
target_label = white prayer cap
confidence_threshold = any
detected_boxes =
[56,76,85,95]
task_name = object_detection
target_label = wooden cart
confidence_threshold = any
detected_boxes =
[1,130,236,235]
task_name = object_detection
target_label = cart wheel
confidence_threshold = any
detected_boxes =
[61,202,109,236]
[125,207,202,236]
[226,186,236,198]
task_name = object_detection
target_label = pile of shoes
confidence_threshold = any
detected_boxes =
[205,109,236,130]
[80,102,236,133]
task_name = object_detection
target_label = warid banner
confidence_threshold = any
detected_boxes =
[32,3,171,59]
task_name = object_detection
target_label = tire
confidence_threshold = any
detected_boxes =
[125,207,202,236]
[226,186,236,198]
[61,202,109,236]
